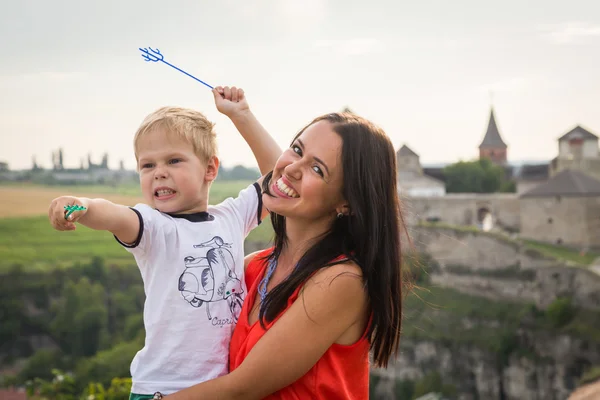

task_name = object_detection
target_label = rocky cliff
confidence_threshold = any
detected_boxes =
[372,225,600,400]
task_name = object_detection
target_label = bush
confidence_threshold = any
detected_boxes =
[369,372,382,399]
[75,339,141,387]
[25,369,77,400]
[18,349,66,382]
[546,297,576,328]
[580,366,600,386]
[82,377,132,400]
[412,371,457,399]
[395,379,415,399]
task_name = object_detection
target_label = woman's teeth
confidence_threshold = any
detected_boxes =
[156,189,175,196]
[276,179,299,198]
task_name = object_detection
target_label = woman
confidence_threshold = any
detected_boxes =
[165,112,407,399]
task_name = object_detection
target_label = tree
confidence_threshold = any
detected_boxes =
[443,158,514,193]
[230,165,260,180]
[58,148,64,170]
[51,278,109,357]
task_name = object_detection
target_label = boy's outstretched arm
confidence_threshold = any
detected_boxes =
[48,196,140,244]
[213,86,281,176]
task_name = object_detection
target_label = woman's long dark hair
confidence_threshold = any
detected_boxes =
[260,112,406,368]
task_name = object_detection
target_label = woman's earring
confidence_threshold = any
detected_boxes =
[337,212,344,219]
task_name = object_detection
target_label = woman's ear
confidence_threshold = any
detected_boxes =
[335,204,353,217]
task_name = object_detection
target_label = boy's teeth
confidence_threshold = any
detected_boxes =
[276,179,298,198]
[156,189,174,196]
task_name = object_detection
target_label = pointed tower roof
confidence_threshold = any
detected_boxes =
[479,108,507,149]
[397,144,419,157]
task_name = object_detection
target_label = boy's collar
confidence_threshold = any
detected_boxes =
[164,211,214,222]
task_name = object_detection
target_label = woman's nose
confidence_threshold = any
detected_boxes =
[284,161,302,180]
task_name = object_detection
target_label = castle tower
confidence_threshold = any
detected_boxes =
[479,107,508,164]
[396,145,422,176]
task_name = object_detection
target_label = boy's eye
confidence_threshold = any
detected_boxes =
[291,145,302,156]
[169,158,182,165]
[312,165,324,177]
[141,163,154,169]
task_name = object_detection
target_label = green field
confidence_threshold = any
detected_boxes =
[0,181,274,272]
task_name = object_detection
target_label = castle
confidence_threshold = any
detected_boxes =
[397,107,600,249]
[0,149,137,185]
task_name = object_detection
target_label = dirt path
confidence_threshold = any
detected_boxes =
[0,186,143,218]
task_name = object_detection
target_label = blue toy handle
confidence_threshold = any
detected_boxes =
[139,47,214,89]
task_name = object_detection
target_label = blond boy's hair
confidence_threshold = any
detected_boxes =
[133,106,217,164]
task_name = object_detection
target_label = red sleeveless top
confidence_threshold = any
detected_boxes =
[229,249,370,400]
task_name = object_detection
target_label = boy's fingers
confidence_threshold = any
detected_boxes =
[238,88,245,101]
[69,211,84,223]
[231,86,239,102]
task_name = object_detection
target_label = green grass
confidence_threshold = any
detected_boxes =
[403,285,600,350]
[418,222,599,266]
[0,216,135,272]
[417,221,480,234]
[0,215,273,273]
[0,180,274,272]
[403,285,524,350]
[522,239,599,266]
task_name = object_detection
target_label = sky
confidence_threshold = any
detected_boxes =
[1,0,599,171]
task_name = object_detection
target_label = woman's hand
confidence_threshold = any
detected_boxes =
[213,86,250,120]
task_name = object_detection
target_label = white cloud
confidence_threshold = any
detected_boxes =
[313,38,385,56]
[538,22,600,44]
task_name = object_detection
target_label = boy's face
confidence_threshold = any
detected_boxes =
[136,128,217,214]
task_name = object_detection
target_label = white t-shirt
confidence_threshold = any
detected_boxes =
[117,183,263,395]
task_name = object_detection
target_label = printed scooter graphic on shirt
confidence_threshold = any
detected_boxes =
[177,236,244,322]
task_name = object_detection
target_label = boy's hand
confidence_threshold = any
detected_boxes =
[213,86,250,119]
[48,196,89,231]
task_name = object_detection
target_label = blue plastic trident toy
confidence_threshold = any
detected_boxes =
[139,47,214,89]
[64,204,86,220]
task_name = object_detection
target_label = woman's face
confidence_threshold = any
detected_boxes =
[263,120,347,222]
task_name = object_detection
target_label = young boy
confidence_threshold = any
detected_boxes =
[48,86,281,399]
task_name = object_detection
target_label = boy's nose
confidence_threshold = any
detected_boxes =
[154,167,168,179]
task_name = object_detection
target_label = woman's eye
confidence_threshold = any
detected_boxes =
[312,165,324,177]
[291,145,302,156]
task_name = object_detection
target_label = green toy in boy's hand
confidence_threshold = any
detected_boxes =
[64,204,87,220]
